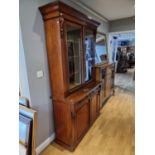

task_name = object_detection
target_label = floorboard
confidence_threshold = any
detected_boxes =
[41,87,135,155]
[115,68,135,93]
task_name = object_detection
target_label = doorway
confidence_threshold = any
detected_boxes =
[108,31,135,92]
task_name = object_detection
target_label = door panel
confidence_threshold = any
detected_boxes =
[76,100,90,139]
[65,21,83,91]
[90,93,100,123]
[91,95,97,122]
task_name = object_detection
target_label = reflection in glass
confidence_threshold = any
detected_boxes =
[95,33,107,64]
[85,30,94,82]
[67,25,81,89]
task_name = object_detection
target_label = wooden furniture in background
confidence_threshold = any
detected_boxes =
[39,1,102,151]
[95,63,115,107]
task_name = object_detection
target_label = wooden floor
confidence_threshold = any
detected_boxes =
[41,87,135,155]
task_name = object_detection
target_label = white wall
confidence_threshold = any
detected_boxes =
[109,16,135,32]
[62,0,109,33]
[19,0,109,147]
[19,26,31,100]
[19,0,55,147]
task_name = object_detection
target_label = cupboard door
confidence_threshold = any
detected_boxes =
[90,93,100,123]
[76,100,90,139]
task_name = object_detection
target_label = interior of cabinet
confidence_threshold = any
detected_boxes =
[65,22,97,93]
[66,23,82,89]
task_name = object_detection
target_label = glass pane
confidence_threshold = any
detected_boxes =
[67,25,81,89]
[85,30,94,82]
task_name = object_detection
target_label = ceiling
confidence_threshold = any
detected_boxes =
[77,0,135,21]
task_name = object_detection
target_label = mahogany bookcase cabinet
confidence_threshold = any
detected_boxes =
[39,1,102,151]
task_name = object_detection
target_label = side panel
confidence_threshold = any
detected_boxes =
[53,100,73,145]
[44,18,65,98]
[105,65,113,98]
[91,95,97,123]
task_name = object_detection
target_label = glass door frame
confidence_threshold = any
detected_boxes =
[83,27,96,85]
[64,21,84,93]
[64,22,97,95]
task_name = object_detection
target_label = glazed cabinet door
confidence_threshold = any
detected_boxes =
[84,29,96,82]
[76,98,90,139]
[65,22,83,91]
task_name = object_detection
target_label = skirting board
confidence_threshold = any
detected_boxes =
[36,132,55,155]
